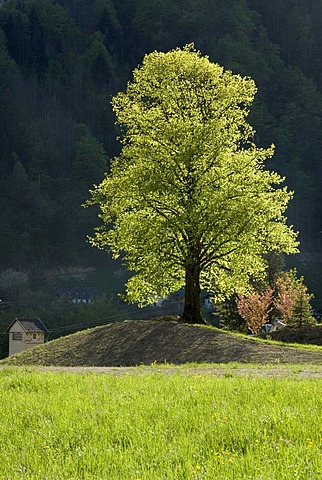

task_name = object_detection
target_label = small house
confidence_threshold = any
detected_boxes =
[6,317,48,356]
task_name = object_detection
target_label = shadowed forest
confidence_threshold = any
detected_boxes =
[1,0,322,267]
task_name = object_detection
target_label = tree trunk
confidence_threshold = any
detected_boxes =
[180,264,207,324]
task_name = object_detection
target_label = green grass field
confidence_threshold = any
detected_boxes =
[0,367,321,479]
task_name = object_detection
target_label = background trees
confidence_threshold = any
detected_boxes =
[0,0,322,273]
[275,270,315,328]
[235,269,315,333]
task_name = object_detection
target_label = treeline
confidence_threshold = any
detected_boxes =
[1,0,322,268]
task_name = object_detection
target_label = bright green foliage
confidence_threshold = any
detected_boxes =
[89,46,298,319]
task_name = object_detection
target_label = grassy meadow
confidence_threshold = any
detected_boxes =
[0,367,321,479]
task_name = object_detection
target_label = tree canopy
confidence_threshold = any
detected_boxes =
[88,45,298,323]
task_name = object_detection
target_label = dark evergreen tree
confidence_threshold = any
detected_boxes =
[28,5,48,75]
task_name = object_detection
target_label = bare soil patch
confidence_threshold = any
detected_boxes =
[22,364,322,378]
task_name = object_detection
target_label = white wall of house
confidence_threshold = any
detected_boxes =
[8,323,45,356]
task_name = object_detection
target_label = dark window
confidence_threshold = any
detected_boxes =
[12,332,22,341]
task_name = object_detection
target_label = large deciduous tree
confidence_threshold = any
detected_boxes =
[88,45,298,324]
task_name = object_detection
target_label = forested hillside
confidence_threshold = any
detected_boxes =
[1,0,322,268]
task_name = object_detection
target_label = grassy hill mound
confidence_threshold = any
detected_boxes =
[3,318,322,367]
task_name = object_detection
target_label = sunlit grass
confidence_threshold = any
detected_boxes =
[197,324,322,351]
[0,367,321,479]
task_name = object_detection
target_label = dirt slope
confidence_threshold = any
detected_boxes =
[3,319,322,367]
[271,325,322,345]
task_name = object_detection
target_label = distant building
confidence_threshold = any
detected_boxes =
[56,287,99,304]
[6,318,48,356]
